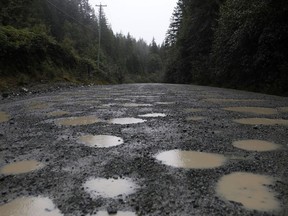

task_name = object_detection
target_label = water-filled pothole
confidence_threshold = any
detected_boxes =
[78,135,124,148]
[94,211,136,216]
[48,111,70,117]
[223,107,278,115]
[83,178,138,198]
[234,118,288,126]
[0,111,10,123]
[55,116,101,126]
[216,172,280,211]
[122,103,152,107]
[0,160,44,175]
[233,140,281,152]
[186,116,204,121]
[0,196,63,216]
[139,113,166,117]
[108,118,146,125]
[155,150,227,169]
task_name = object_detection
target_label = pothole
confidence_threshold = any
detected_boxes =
[216,172,280,211]
[186,116,204,121]
[47,111,70,117]
[0,111,10,123]
[55,116,101,126]
[155,150,227,169]
[83,178,138,199]
[78,135,124,148]
[223,107,278,115]
[122,103,152,107]
[138,113,166,117]
[93,211,136,216]
[233,140,281,152]
[0,196,63,216]
[234,118,288,126]
[107,118,146,125]
[0,160,44,175]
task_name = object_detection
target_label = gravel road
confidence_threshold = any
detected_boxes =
[0,84,288,216]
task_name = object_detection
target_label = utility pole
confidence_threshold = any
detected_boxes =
[95,3,107,70]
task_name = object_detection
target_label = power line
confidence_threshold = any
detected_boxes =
[45,0,98,34]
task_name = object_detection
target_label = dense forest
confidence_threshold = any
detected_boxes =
[1,0,287,96]
[0,0,164,88]
[164,0,288,95]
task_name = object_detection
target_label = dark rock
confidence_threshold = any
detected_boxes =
[107,206,118,214]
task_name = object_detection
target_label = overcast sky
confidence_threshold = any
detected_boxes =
[89,0,178,45]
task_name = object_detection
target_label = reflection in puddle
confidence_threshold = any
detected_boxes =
[94,211,136,216]
[78,135,124,148]
[0,196,63,216]
[0,111,10,123]
[0,160,44,175]
[223,107,278,115]
[234,118,288,126]
[233,140,281,152]
[216,172,280,211]
[186,116,204,121]
[83,178,138,198]
[279,107,288,113]
[108,118,146,125]
[55,116,101,126]
[204,99,265,103]
[139,113,166,117]
[185,108,203,113]
[48,111,70,117]
[155,150,226,169]
[122,103,152,107]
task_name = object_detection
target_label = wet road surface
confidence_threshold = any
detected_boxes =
[0,84,288,215]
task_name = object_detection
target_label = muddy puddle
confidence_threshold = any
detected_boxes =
[139,113,166,117]
[55,116,101,126]
[0,111,10,123]
[29,102,50,110]
[155,150,227,169]
[186,116,205,121]
[108,118,146,125]
[185,108,203,113]
[223,107,278,115]
[155,102,174,105]
[279,107,288,113]
[94,211,136,216]
[234,118,288,126]
[47,111,70,117]
[83,178,138,198]
[78,135,124,148]
[204,99,265,103]
[0,196,62,216]
[233,140,281,152]
[122,103,152,107]
[0,160,44,175]
[216,172,280,211]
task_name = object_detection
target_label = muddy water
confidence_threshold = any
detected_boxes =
[0,111,10,123]
[223,107,278,115]
[0,196,62,216]
[155,150,227,169]
[29,102,49,110]
[122,103,152,107]
[204,99,265,103]
[234,118,288,126]
[185,108,203,113]
[0,160,44,175]
[186,116,204,121]
[78,135,124,148]
[108,118,146,125]
[55,116,101,126]
[233,140,281,152]
[94,211,136,216]
[48,111,70,117]
[216,172,280,211]
[139,113,166,117]
[279,107,288,112]
[83,178,138,198]
[155,102,174,105]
